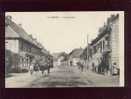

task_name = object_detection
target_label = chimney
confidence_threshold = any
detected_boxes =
[116,14,119,18]
[18,23,22,27]
[5,15,12,26]
[29,34,33,39]
[6,15,12,20]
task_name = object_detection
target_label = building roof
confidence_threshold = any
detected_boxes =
[90,25,111,46]
[90,14,118,46]
[5,16,41,49]
[5,26,19,38]
[69,48,83,58]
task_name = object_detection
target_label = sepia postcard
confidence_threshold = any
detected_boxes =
[5,11,124,88]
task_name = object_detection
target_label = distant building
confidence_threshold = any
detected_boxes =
[68,48,83,66]
[82,14,119,75]
[5,15,49,71]
[56,52,68,66]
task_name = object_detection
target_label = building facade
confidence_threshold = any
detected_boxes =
[83,14,119,75]
[68,48,83,66]
[5,15,48,71]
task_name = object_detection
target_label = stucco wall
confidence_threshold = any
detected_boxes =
[110,19,119,68]
[5,39,19,54]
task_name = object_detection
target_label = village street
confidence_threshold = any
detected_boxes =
[5,13,123,88]
[5,64,119,88]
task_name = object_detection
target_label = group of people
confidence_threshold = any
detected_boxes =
[29,61,50,75]
[68,60,85,72]
[77,61,84,72]
[29,56,53,75]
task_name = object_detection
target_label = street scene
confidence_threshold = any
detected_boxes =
[6,63,119,88]
[5,12,124,88]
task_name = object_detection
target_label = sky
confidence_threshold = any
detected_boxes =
[6,11,122,54]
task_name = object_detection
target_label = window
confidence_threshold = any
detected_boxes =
[20,41,24,51]
[103,41,105,51]
[100,42,102,52]
[93,46,97,54]
[113,62,117,65]
[5,41,8,47]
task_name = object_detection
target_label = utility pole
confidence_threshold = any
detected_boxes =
[86,34,89,70]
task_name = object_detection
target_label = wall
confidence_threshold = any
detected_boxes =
[88,33,110,71]
[19,39,40,69]
[110,18,119,69]
[5,39,19,54]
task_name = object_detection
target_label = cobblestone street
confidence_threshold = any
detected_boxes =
[6,64,119,88]
[29,65,92,88]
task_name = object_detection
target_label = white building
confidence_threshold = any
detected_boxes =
[82,14,120,75]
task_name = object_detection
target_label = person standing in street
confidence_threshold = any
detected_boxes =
[29,62,34,75]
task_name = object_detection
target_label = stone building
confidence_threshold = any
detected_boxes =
[82,14,119,75]
[5,15,48,71]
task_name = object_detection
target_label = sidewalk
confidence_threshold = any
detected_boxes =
[5,67,59,88]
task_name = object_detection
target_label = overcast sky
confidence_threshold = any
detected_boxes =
[6,11,122,53]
